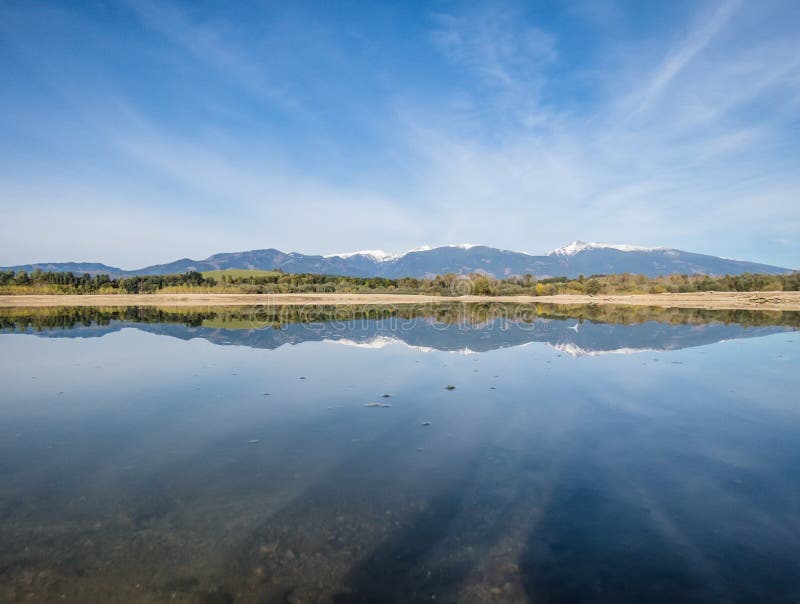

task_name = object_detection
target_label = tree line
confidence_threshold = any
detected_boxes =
[0,269,209,294]
[1,268,799,296]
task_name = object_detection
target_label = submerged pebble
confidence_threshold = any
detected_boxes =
[259,542,279,556]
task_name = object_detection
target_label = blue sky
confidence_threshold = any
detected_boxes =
[1,0,798,268]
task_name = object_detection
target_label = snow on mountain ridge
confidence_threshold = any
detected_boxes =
[322,249,398,261]
[323,243,483,262]
[326,242,671,261]
[548,241,668,256]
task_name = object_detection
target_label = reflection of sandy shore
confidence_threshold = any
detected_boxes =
[1,291,800,310]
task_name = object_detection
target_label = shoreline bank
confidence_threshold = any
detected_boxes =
[1,291,799,311]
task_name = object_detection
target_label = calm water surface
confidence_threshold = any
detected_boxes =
[1,305,799,603]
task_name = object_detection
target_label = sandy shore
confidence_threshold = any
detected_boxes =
[1,291,799,310]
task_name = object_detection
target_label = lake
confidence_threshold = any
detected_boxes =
[1,304,799,603]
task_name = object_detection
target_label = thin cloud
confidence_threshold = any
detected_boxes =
[431,10,557,87]
[124,0,296,109]
[626,0,742,118]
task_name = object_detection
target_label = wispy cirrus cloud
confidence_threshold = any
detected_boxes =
[123,0,296,109]
[430,4,557,88]
[625,0,742,119]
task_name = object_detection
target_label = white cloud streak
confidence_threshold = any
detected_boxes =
[626,0,742,118]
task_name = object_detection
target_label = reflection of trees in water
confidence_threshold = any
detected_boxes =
[3,303,800,332]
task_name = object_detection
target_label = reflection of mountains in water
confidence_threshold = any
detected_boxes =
[17,317,795,356]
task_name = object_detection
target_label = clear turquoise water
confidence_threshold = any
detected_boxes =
[1,306,799,602]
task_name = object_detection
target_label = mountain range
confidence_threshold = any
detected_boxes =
[2,241,794,279]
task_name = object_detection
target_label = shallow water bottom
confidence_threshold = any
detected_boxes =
[1,306,799,602]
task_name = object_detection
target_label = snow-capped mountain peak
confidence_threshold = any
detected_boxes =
[323,249,398,261]
[548,241,665,256]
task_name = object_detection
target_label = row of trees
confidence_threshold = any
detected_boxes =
[0,269,211,294]
[1,268,799,296]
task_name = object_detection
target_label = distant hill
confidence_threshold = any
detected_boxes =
[2,241,794,279]
[1,261,125,276]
